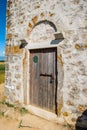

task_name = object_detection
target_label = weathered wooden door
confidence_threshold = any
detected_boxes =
[30,48,57,113]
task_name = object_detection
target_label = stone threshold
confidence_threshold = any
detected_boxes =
[24,105,58,121]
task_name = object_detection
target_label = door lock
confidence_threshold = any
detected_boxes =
[50,76,54,84]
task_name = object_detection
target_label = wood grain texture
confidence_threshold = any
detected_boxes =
[30,48,57,113]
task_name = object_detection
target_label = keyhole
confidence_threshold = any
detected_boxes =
[50,77,54,84]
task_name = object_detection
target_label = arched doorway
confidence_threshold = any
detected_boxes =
[27,20,58,114]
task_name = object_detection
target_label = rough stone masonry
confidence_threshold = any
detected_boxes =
[5,0,87,121]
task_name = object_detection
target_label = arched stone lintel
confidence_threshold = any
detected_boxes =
[26,11,64,37]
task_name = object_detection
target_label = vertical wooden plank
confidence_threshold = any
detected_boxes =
[44,49,49,110]
[53,50,56,111]
[30,50,33,105]
[54,48,57,113]
[47,49,54,112]
[38,49,43,108]
[42,49,46,109]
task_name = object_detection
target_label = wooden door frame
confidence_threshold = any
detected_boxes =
[27,45,58,115]
[24,41,64,118]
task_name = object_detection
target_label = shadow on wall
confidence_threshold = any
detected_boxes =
[75,110,87,130]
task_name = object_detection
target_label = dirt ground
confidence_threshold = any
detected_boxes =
[0,113,72,130]
[0,84,73,130]
[0,83,4,100]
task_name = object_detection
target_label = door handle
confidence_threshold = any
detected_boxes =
[50,76,54,84]
[40,73,52,77]
[40,73,54,83]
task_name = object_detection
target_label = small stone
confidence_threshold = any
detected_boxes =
[15,74,21,79]
[63,112,69,116]
[67,100,74,106]
[16,85,20,90]
[75,44,81,49]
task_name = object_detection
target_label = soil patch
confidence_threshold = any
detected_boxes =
[0,84,74,130]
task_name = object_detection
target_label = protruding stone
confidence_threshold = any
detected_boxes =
[28,23,33,28]
[32,16,38,24]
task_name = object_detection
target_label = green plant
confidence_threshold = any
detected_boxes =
[0,100,6,104]
[18,120,22,128]
[18,120,35,129]
[5,102,14,107]
[0,101,14,107]
[0,62,5,84]
[20,107,28,115]
[1,112,4,116]
[0,111,5,117]
[0,72,5,84]
[0,64,5,71]
[63,124,67,127]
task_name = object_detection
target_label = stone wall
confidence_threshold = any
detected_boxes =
[6,0,87,120]
[5,54,24,103]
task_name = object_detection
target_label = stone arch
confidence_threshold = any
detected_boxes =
[27,20,57,43]
[26,11,64,37]
[33,20,57,32]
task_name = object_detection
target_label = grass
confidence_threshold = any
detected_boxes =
[0,64,5,71]
[0,112,4,117]
[0,62,5,84]
[0,100,14,107]
[5,102,14,107]
[0,100,28,115]
[20,107,29,115]
[0,72,5,84]
[0,61,5,64]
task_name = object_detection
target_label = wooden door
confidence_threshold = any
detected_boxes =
[30,48,57,113]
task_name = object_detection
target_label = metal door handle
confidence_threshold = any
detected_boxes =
[50,76,54,84]
[40,73,52,77]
